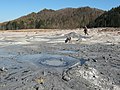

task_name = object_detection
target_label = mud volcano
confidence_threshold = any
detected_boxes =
[39,55,79,67]
[17,54,80,68]
[40,58,66,67]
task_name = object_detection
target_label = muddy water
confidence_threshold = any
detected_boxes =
[17,54,81,71]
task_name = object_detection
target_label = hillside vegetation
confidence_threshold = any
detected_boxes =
[88,6,120,27]
[0,7,104,30]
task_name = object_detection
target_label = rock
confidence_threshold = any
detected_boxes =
[35,87,39,90]
[92,59,97,62]
[62,75,71,81]
[102,56,105,59]
[42,70,48,76]
[0,67,7,72]
[34,84,44,90]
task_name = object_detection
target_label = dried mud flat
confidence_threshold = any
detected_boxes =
[0,28,120,90]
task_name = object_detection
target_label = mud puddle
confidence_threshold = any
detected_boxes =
[16,54,83,71]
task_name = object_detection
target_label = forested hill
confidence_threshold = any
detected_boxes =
[0,7,104,30]
[88,6,120,27]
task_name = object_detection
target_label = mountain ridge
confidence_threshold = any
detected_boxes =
[0,6,104,30]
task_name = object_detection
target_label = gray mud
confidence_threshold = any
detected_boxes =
[0,28,120,90]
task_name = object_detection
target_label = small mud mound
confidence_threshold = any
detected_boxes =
[62,65,120,90]
[17,54,80,68]
[64,32,79,38]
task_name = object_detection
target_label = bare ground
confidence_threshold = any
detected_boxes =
[0,28,120,90]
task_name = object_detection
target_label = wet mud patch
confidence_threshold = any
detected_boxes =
[17,54,80,68]
[40,58,67,67]
[57,50,78,54]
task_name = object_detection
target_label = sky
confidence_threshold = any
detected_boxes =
[0,0,120,22]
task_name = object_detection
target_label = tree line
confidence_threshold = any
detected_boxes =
[0,6,109,30]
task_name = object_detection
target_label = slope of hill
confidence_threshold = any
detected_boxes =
[88,6,120,27]
[0,7,104,30]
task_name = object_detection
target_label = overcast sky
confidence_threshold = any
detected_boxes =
[0,0,120,22]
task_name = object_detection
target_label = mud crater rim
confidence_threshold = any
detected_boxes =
[39,58,68,67]
[17,54,80,67]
